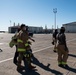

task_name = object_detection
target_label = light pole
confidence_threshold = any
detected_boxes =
[10,20,11,26]
[53,8,57,29]
[52,25,53,33]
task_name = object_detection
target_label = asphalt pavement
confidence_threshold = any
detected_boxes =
[0,33,76,75]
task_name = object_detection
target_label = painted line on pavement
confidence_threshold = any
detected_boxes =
[33,45,53,53]
[0,45,53,64]
[0,43,4,45]
[0,58,13,64]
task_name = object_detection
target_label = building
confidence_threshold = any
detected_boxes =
[28,26,43,33]
[63,22,76,33]
[8,26,20,33]
[8,25,43,33]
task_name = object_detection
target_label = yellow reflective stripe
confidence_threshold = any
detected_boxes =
[18,49,25,52]
[18,39,29,47]
[25,43,29,47]
[24,54,27,57]
[58,62,62,65]
[62,62,66,65]
[17,39,23,43]
[24,54,29,57]
[17,39,28,43]
[28,54,30,57]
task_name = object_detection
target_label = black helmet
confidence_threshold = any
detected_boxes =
[55,29,58,32]
[60,27,65,33]
[20,24,26,29]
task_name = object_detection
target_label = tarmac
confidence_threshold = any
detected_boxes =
[0,33,76,75]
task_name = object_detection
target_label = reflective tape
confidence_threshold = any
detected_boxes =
[18,48,26,52]
[18,39,29,47]
[17,39,23,43]
[58,62,62,65]
[27,55,29,57]
[24,55,26,57]
[62,62,66,65]
[25,43,29,47]
[24,54,30,57]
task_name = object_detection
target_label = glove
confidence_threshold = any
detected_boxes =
[52,41,54,45]
[28,41,32,45]
[65,46,69,52]
[32,39,35,42]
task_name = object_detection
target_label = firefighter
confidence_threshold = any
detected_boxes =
[17,24,36,70]
[9,28,25,65]
[13,28,26,65]
[13,27,33,65]
[52,29,58,52]
[57,27,69,67]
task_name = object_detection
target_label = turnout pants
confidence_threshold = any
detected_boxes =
[57,44,68,65]
[17,50,32,68]
[53,38,57,51]
[17,52,24,67]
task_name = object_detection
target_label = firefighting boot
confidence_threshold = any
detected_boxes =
[17,64,24,71]
[17,61,24,71]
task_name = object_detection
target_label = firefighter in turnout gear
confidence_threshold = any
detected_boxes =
[57,27,69,67]
[13,28,26,65]
[17,24,36,70]
[9,28,26,65]
[52,29,58,52]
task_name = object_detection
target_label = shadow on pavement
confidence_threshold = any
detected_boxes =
[63,65,76,73]
[68,54,76,58]
[17,56,63,75]
[32,56,63,75]
[17,69,40,75]
[17,56,40,75]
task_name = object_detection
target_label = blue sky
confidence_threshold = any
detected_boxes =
[0,0,76,31]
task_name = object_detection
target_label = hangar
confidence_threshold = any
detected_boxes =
[63,22,76,33]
